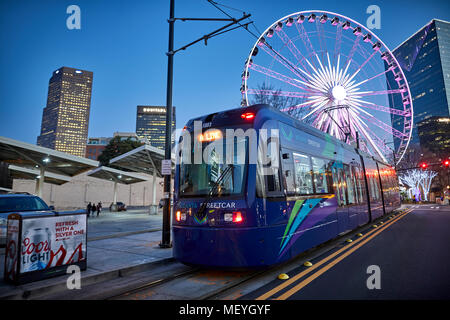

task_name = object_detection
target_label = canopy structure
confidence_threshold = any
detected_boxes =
[87,166,149,204]
[109,144,168,177]
[8,164,71,186]
[109,144,174,210]
[0,136,98,197]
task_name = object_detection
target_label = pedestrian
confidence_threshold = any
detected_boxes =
[97,202,102,217]
[87,202,92,218]
[92,202,97,216]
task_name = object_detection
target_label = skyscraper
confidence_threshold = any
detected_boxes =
[388,19,450,155]
[37,67,93,157]
[136,106,176,150]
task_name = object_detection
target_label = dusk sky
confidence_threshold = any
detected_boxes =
[1,0,449,145]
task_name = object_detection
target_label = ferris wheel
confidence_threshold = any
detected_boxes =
[241,10,413,165]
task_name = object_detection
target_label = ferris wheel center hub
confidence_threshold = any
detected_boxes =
[331,85,347,101]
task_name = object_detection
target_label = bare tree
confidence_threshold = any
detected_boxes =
[249,82,313,124]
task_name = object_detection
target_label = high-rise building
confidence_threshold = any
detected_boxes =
[37,67,93,157]
[387,19,450,155]
[136,106,176,150]
[417,117,450,158]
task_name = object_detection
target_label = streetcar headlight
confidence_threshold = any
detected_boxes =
[176,211,186,222]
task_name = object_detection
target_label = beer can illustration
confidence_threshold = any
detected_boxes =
[21,227,51,272]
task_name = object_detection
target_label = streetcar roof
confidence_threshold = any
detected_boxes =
[183,104,393,168]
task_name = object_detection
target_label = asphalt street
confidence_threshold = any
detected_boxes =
[241,205,450,300]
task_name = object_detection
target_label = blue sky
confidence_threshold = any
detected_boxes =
[0,0,449,144]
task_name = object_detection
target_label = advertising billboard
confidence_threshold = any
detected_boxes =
[20,215,87,273]
[4,212,87,284]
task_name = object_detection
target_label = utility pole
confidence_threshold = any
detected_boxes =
[159,0,252,248]
[160,0,175,248]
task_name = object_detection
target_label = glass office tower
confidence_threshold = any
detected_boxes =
[387,19,450,156]
[37,67,93,157]
[136,106,176,150]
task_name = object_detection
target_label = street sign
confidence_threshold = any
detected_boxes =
[161,159,172,175]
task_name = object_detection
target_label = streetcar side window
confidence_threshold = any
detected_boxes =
[311,157,330,194]
[344,164,357,205]
[281,149,296,196]
[293,152,314,195]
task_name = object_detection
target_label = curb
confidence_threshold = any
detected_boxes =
[0,256,175,300]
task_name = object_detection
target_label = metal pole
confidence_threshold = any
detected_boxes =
[37,167,45,198]
[152,171,157,206]
[113,181,118,204]
[160,0,175,248]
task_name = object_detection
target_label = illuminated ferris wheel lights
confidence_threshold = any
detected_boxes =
[242,11,414,165]
[257,38,265,47]
[342,21,351,29]
[275,21,283,31]
[353,26,362,36]
[381,51,390,61]
[363,34,372,42]
[331,17,340,26]
[332,85,347,101]
[285,17,294,26]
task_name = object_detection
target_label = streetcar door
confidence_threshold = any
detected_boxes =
[332,163,350,234]
[281,149,295,196]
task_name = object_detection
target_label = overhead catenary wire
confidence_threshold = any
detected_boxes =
[206,0,313,92]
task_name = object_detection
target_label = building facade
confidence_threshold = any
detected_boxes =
[388,19,450,155]
[37,67,93,157]
[417,117,450,158]
[11,171,163,210]
[136,106,176,150]
[85,137,111,160]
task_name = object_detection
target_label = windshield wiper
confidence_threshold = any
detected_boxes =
[196,164,234,217]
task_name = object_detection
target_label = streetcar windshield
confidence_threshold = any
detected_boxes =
[178,128,249,198]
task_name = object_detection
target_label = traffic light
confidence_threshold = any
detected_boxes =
[420,162,428,169]
[444,159,450,167]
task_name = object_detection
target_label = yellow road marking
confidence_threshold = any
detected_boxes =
[276,209,412,300]
[255,208,412,300]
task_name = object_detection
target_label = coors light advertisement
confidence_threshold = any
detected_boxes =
[20,215,87,273]
[4,219,20,281]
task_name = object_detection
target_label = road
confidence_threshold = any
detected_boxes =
[239,204,450,300]
[113,205,450,300]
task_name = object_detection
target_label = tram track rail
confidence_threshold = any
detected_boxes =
[108,208,411,300]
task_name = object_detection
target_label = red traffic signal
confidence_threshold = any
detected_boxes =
[420,162,428,169]
[444,160,450,167]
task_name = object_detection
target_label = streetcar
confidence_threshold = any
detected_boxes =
[172,104,400,268]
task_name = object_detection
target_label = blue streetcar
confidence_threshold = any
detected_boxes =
[173,104,400,268]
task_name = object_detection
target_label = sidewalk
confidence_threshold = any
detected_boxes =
[0,211,173,300]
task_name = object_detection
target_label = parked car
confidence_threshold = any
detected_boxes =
[109,202,127,212]
[117,202,126,211]
[0,194,55,246]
